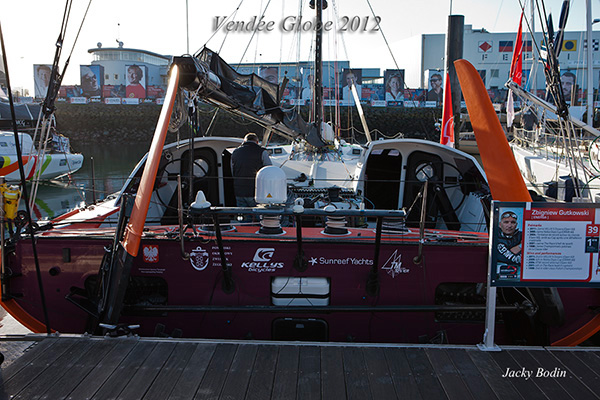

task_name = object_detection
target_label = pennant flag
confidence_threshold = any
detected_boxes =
[499,41,513,52]
[583,39,599,51]
[562,40,577,51]
[509,11,524,85]
[507,90,515,128]
[440,72,454,148]
[507,11,523,129]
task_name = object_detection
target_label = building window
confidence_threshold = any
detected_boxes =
[105,74,109,80]
[114,74,119,80]
[478,70,487,85]
[491,69,499,78]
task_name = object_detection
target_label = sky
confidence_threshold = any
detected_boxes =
[2,0,598,93]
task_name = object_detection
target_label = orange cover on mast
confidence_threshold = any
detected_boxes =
[454,59,531,202]
[122,65,180,256]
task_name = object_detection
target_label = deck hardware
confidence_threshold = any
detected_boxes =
[177,175,189,260]
[294,214,308,272]
[414,181,429,264]
[366,216,382,297]
[213,214,235,294]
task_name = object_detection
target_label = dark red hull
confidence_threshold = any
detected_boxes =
[4,225,598,345]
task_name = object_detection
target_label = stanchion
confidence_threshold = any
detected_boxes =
[0,176,5,300]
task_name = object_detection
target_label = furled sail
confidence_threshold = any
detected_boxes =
[175,48,310,141]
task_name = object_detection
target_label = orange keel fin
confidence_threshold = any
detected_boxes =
[552,315,600,346]
[454,59,531,202]
[0,299,53,333]
[122,65,180,257]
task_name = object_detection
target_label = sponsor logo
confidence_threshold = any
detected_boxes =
[143,245,159,263]
[242,247,283,272]
[254,248,275,262]
[190,246,210,271]
[381,249,409,278]
[308,256,373,266]
[498,264,519,278]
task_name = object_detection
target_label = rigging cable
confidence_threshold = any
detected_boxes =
[200,0,245,55]
[364,0,413,99]
[537,0,587,197]
[0,20,51,334]
[236,0,274,68]
[31,0,93,210]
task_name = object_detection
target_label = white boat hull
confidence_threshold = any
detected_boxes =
[0,153,84,182]
[511,143,598,201]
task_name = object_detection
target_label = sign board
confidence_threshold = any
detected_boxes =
[69,97,87,104]
[403,100,419,107]
[490,201,600,288]
[122,98,140,105]
[104,98,122,105]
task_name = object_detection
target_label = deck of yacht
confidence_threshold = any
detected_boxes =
[0,334,598,399]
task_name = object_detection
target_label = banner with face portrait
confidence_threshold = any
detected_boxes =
[341,69,362,103]
[259,66,279,84]
[425,70,443,105]
[301,70,314,101]
[384,69,405,105]
[560,70,578,105]
[34,64,53,99]
[125,64,147,99]
[80,65,104,98]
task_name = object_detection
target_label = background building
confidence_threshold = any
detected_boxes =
[421,25,600,104]
[41,25,599,108]
[88,43,170,100]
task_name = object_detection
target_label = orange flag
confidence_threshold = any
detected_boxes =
[440,72,454,147]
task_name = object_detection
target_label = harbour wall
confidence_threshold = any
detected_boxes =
[54,103,443,148]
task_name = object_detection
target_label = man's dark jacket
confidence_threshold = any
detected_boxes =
[231,141,267,197]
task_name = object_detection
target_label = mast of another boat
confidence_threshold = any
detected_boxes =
[445,13,464,149]
[529,0,536,99]
[313,0,324,140]
[586,0,593,126]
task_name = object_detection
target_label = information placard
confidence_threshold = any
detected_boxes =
[490,201,600,287]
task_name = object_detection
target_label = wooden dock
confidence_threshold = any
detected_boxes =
[0,334,599,399]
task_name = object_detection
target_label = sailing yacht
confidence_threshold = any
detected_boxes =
[0,130,83,182]
[0,101,83,182]
[1,0,600,346]
[508,1,600,202]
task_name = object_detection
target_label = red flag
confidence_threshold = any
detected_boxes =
[510,11,524,84]
[440,72,454,148]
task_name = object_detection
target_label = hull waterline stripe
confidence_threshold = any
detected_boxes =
[0,156,30,178]
[25,156,38,180]
[36,155,52,178]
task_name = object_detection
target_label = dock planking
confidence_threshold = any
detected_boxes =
[0,335,599,399]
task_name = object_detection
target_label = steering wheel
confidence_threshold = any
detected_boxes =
[414,161,468,215]
[154,157,210,209]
